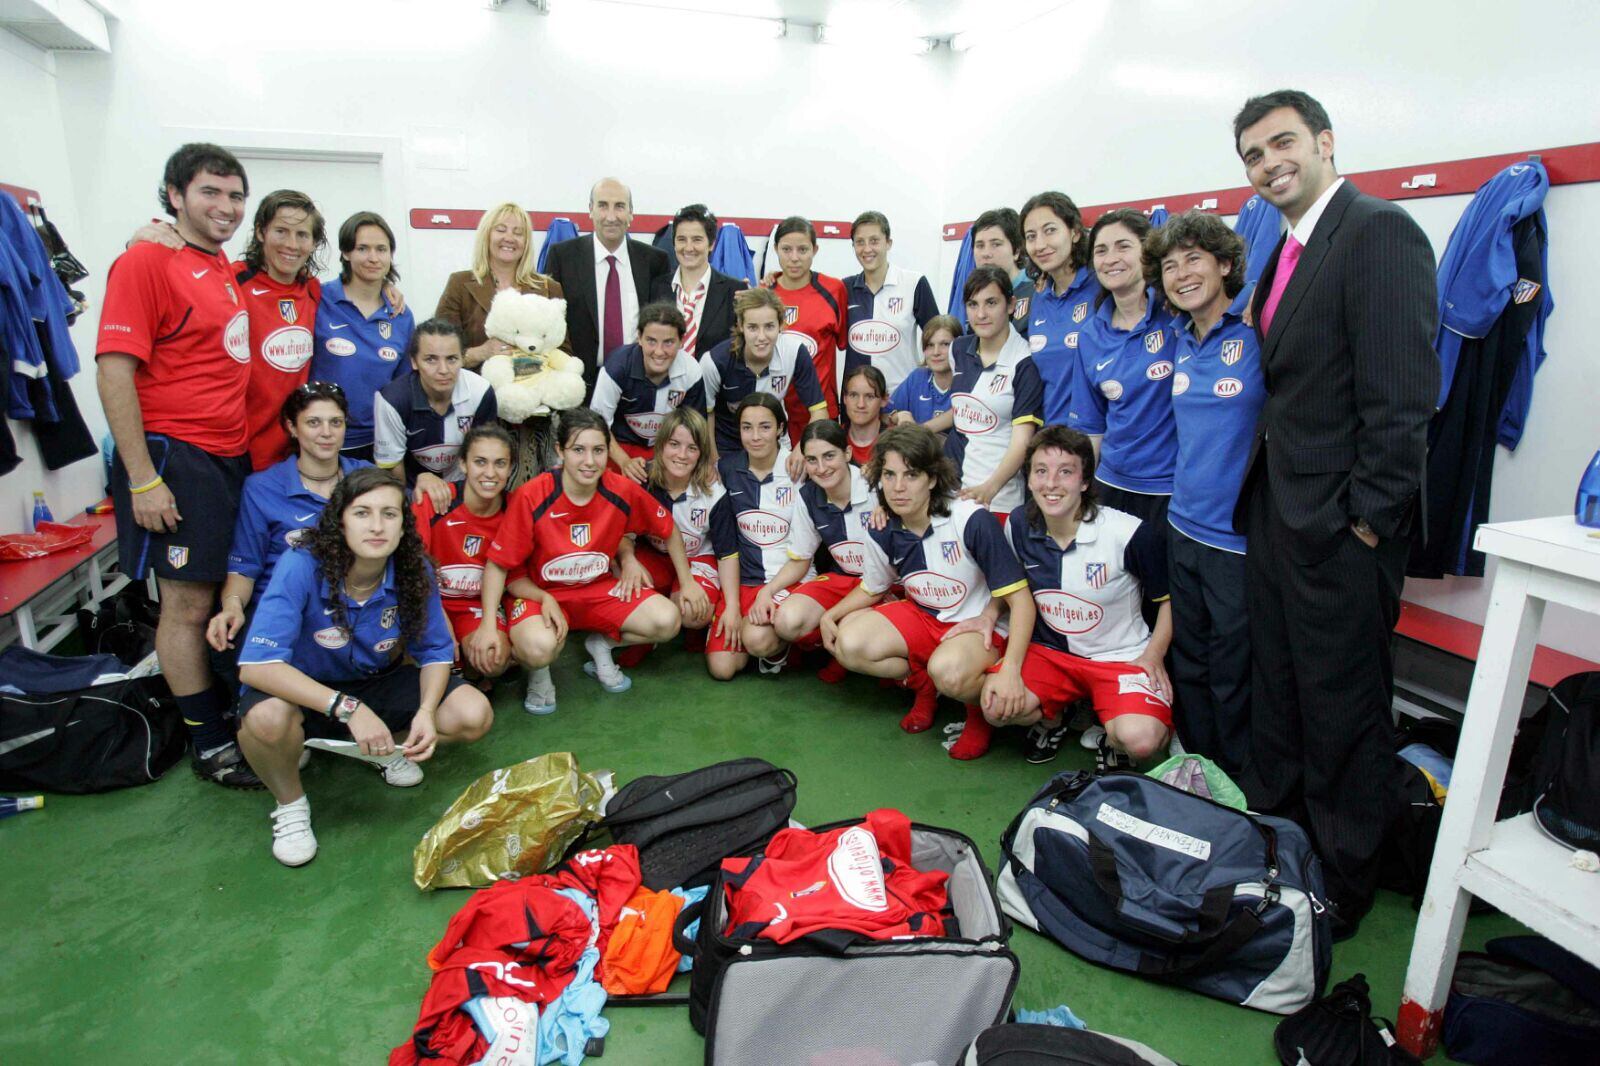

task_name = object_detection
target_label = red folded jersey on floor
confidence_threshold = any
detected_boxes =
[721,808,949,944]
[519,844,643,962]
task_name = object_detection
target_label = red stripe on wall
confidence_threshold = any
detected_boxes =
[941,140,1600,239]
[409,209,858,237]
[1,182,43,211]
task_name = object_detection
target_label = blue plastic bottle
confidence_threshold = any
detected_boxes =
[31,490,53,531]
[1577,450,1600,529]
[0,796,44,819]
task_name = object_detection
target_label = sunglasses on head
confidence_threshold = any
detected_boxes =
[296,381,345,398]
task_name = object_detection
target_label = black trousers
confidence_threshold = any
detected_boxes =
[1168,527,1252,774]
[1244,476,1405,916]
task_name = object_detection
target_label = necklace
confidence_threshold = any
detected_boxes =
[297,464,339,484]
[345,573,382,594]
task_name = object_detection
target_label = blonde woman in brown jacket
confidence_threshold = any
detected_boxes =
[434,202,566,367]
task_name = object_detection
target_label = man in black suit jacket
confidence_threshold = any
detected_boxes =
[544,177,672,393]
[650,203,746,357]
[1230,90,1440,938]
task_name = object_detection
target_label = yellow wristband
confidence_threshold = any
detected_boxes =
[129,475,165,495]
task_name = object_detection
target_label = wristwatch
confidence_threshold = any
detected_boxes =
[333,694,361,724]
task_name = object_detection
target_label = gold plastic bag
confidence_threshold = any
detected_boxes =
[413,752,610,890]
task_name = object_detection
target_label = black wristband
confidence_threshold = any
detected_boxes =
[325,690,343,718]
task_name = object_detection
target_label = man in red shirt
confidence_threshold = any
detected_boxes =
[96,143,260,788]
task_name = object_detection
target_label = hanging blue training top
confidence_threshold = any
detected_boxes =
[1433,160,1552,446]
[711,222,757,287]
[1228,194,1283,317]
[1147,206,1170,229]
[537,217,580,273]
[946,228,976,327]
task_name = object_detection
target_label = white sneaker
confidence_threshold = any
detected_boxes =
[270,797,317,867]
[1079,724,1107,751]
[523,666,558,715]
[757,649,789,675]
[377,753,424,787]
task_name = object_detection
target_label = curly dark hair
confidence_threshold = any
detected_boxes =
[1023,425,1099,529]
[305,467,436,649]
[864,424,961,519]
[243,190,326,282]
[1141,210,1247,309]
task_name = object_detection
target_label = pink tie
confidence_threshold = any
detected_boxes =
[603,254,623,356]
[1259,234,1303,335]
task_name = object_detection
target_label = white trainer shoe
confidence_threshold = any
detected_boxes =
[377,753,424,787]
[1079,724,1107,751]
[523,666,558,715]
[270,797,317,867]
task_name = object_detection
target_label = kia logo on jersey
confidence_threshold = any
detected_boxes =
[847,320,901,355]
[941,540,962,566]
[278,298,297,324]
[1221,339,1244,365]
[1144,331,1164,354]
[952,394,999,435]
[1146,360,1173,381]
[830,540,866,575]
[903,571,969,610]
[1065,332,1080,349]
[541,551,610,584]
[1072,302,1088,323]
[437,563,484,597]
[1035,590,1105,635]
[261,326,313,371]
[737,509,790,546]
[378,346,400,362]
[1214,377,1244,398]
[570,523,591,547]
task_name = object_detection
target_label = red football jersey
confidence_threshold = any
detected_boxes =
[237,268,320,470]
[488,471,673,589]
[414,486,526,608]
[774,272,848,418]
[96,242,251,456]
[721,808,949,945]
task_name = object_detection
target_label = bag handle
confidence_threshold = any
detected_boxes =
[671,896,705,957]
[1135,908,1265,977]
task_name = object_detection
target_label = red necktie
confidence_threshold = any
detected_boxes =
[1259,234,1302,335]
[603,254,623,355]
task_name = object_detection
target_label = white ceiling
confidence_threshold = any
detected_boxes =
[588,0,1073,40]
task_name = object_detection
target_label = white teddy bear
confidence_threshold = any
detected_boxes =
[478,289,587,420]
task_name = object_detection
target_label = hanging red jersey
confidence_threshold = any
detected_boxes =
[96,241,251,456]
[774,272,848,419]
[488,472,673,589]
[237,267,319,470]
[414,485,524,611]
[721,808,949,944]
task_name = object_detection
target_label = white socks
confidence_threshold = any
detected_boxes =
[585,631,618,670]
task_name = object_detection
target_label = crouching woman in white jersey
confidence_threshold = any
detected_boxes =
[823,424,1034,759]
[236,467,494,866]
[978,426,1172,768]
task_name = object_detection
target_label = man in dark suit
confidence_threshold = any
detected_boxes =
[651,203,745,358]
[1231,90,1439,939]
[543,177,671,392]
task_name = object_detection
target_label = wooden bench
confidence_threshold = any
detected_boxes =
[0,506,126,651]
[1393,600,1600,719]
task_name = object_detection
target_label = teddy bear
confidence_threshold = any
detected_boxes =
[478,289,587,420]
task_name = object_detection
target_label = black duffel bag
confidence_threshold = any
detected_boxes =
[0,674,186,793]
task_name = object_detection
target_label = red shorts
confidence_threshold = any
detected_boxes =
[873,599,1005,670]
[509,576,664,642]
[635,545,722,599]
[706,581,800,656]
[786,572,860,611]
[607,439,654,474]
[441,598,512,643]
[1018,644,1173,726]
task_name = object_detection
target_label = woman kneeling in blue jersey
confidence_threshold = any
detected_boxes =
[822,424,1034,760]
[237,467,493,867]
[978,427,1172,768]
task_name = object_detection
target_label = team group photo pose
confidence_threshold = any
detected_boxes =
[14,32,1557,1058]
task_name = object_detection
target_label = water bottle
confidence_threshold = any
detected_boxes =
[0,796,45,819]
[1577,450,1600,529]
[30,490,53,532]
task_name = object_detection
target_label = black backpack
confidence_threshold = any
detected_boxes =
[1524,672,1600,850]
[594,757,797,889]
[1274,974,1422,1065]
[0,674,187,793]
[964,1024,1179,1065]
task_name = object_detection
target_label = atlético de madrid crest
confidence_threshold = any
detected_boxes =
[1072,302,1088,323]
[279,298,298,324]
[378,320,393,339]
[783,306,799,326]
[1221,339,1243,365]
[570,523,591,548]
[381,605,398,629]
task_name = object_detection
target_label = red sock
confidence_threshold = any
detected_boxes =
[817,657,848,684]
[684,628,707,653]
[616,643,652,668]
[899,666,938,733]
[948,704,994,760]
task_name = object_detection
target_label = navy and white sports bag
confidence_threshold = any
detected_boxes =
[998,771,1331,1014]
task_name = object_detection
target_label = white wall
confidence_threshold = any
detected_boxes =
[942,0,1600,659]
[0,31,108,534]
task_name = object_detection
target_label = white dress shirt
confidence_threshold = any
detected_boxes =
[592,234,639,362]
[1289,177,1345,246]
[672,265,712,354]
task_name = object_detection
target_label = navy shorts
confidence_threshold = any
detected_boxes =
[111,434,249,583]
[237,662,468,740]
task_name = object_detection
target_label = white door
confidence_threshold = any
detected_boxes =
[225,153,386,288]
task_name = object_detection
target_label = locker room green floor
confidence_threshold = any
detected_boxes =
[3,648,1518,1065]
